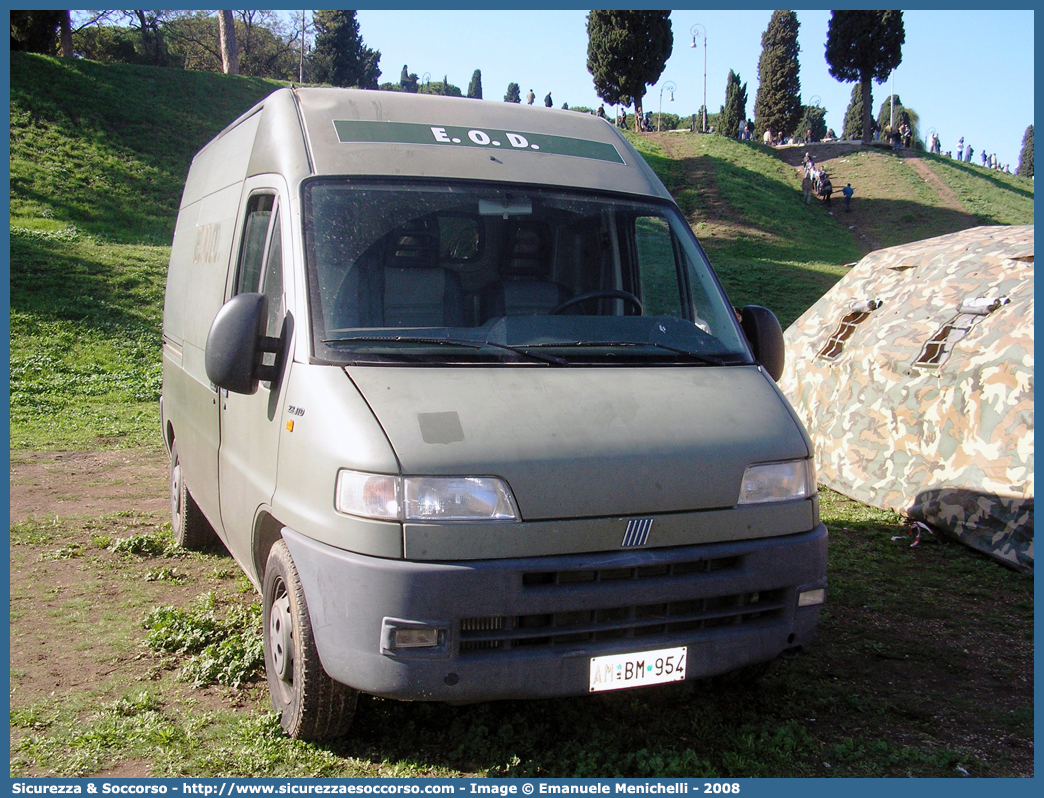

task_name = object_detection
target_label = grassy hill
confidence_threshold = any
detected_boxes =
[9,53,1034,449]
[10,54,285,449]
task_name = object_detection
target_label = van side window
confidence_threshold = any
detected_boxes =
[260,210,284,338]
[633,215,684,317]
[236,193,275,295]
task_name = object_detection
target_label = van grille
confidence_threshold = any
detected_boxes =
[520,555,740,587]
[458,588,785,653]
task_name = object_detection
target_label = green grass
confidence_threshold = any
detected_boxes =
[920,153,1035,225]
[10,53,284,243]
[9,53,284,449]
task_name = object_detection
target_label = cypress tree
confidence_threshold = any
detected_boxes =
[586,10,673,133]
[504,82,521,103]
[876,94,910,135]
[719,70,748,139]
[826,10,905,145]
[1018,124,1033,177]
[753,11,801,140]
[795,105,827,142]
[467,69,483,99]
[310,10,381,89]
[842,84,868,140]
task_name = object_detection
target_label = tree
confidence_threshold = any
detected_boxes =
[310,10,381,89]
[126,10,171,66]
[217,10,238,74]
[59,11,73,58]
[504,82,521,103]
[719,70,748,139]
[842,83,868,140]
[826,10,905,145]
[753,11,801,140]
[586,10,673,133]
[794,105,827,142]
[159,12,300,79]
[467,69,483,99]
[1018,124,1033,177]
[10,10,62,53]
[876,93,904,133]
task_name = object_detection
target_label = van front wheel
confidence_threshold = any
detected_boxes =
[263,540,358,740]
[170,442,217,550]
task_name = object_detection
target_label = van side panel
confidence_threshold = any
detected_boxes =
[181,111,262,209]
[163,113,261,532]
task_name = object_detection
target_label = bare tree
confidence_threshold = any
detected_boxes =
[218,10,239,74]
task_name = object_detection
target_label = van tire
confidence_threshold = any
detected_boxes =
[170,442,217,550]
[263,540,358,740]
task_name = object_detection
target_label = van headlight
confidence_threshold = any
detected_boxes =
[335,470,520,522]
[738,459,816,505]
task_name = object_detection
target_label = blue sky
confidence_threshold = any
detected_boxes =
[353,9,1035,171]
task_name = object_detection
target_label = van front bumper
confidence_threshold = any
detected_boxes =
[281,523,827,702]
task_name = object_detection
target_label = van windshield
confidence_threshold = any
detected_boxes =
[303,180,752,366]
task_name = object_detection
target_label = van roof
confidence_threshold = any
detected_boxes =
[202,87,672,201]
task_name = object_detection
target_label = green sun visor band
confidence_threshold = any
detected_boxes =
[333,120,625,164]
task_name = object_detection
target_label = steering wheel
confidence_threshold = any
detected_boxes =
[550,290,644,316]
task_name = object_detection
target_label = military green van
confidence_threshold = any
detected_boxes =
[161,87,826,740]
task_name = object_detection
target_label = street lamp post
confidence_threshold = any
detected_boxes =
[658,81,676,132]
[809,95,821,107]
[690,24,707,133]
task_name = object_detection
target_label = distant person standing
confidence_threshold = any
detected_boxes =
[957,137,965,157]
[544,92,553,108]
[842,183,854,212]
[965,144,973,163]
[526,89,535,105]
[802,173,814,205]
[819,174,833,206]
[981,150,988,167]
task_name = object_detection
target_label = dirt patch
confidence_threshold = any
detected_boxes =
[10,447,265,776]
[10,448,170,524]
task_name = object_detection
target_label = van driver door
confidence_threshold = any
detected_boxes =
[217,181,291,569]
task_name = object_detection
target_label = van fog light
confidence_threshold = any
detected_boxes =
[798,588,826,607]
[394,628,441,648]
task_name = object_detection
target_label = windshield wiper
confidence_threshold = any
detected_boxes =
[322,335,567,365]
[529,340,731,366]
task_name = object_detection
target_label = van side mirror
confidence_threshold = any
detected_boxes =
[205,293,282,394]
[740,304,785,382]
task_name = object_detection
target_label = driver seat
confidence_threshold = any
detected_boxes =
[481,221,571,319]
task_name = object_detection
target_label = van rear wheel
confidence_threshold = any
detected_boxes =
[263,540,358,740]
[170,442,217,550]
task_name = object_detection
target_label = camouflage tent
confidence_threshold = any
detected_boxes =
[780,226,1034,573]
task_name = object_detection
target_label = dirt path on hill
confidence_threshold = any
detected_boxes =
[900,150,967,211]
[654,133,773,243]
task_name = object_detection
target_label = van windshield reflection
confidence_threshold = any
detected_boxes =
[304,180,751,366]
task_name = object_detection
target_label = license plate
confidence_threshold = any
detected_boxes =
[589,646,687,693]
